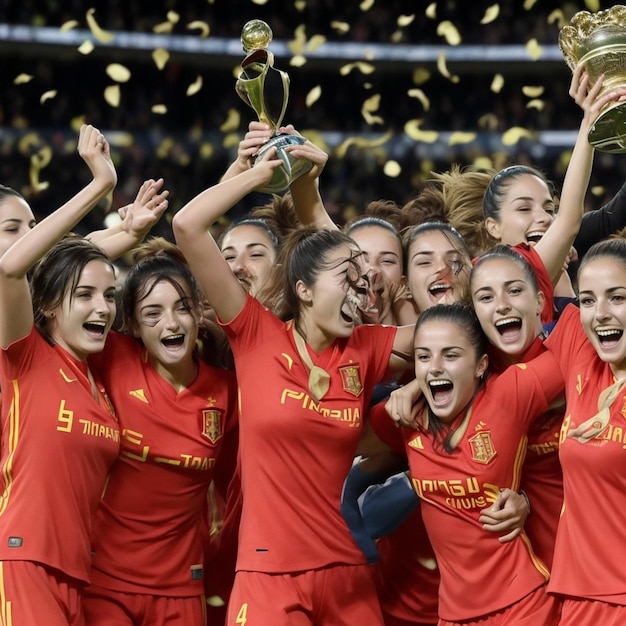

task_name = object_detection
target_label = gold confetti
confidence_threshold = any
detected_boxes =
[78,40,94,55]
[152,104,167,114]
[306,85,322,107]
[585,0,600,10]
[473,156,494,169]
[86,8,114,43]
[362,94,384,125]
[167,11,180,23]
[522,86,544,98]
[290,55,307,68]
[384,161,402,177]
[294,0,306,10]
[70,116,86,132]
[60,20,79,31]
[186,75,203,96]
[526,99,545,110]
[308,34,326,52]
[502,127,534,145]
[437,53,459,83]
[480,5,500,24]
[223,133,240,149]
[40,90,57,104]
[200,143,214,159]
[547,10,565,29]
[591,185,605,196]
[398,14,415,27]
[412,68,431,84]
[153,22,173,34]
[30,146,52,192]
[288,24,307,55]
[106,63,131,83]
[335,131,392,158]
[360,0,375,11]
[404,120,439,143]
[219,109,240,133]
[491,73,504,93]
[391,31,403,43]
[107,132,133,147]
[523,0,538,9]
[436,21,461,45]
[187,20,210,38]
[448,131,477,145]
[331,21,350,34]
[407,88,430,111]
[104,85,121,107]
[425,3,437,19]
[14,74,33,85]
[152,48,170,70]
[156,138,174,159]
[339,62,376,75]
[478,113,498,130]
[251,0,269,4]
[526,38,543,61]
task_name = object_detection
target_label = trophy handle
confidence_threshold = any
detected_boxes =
[235,49,291,132]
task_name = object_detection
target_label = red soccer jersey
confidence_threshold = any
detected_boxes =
[490,337,564,569]
[221,295,397,572]
[402,352,563,621]
[544,304,626,605]
[88,331,237,596]
[0,328,120,583]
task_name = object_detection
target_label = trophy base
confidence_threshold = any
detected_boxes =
[588,101,626,153]
[253,134,313,194]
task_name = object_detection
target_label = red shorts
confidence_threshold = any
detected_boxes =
[83,584,206,626]
[0,561,84,626]
[559,596,626,626]
[438,585,561,626]
[227,565,383,626]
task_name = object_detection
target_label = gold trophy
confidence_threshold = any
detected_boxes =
[559,5,626,153]
[235,19,312,194]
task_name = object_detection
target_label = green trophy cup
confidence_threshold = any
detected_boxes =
[235,19,312,194]
[559,5,626,153]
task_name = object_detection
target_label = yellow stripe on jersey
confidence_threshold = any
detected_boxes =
[520,532,550,580]
[0,381,20,517]
[510,435,528,492]
[0,562,13,626]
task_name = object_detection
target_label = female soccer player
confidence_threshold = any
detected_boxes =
[0,124,120,625]
[543,237,626,624]
[406,303,563,624]
[173,149,415,626]
[84,238,238,626]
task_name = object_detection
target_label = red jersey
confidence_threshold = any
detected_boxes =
[222,295,397,572]
[403,353,563,621]
[489,337,564,569]
[88,331,237,596]
[0,328,120,583]
[544,304,626,605]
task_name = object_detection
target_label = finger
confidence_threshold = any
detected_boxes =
[498,527,522,544]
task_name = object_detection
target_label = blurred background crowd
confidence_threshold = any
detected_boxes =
[0,0,622,239]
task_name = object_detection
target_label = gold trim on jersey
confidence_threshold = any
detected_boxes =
[0,381,20,517]
[0,562,12,626]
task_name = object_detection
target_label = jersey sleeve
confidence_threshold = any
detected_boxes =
[543,303,586,378]
[369,399,406,454]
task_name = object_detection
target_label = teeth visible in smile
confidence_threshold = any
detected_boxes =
[495,317,521,327]
[429,379,452,387]
[526,231,544,243]
[596,328,622,337]
[429,283,449,294]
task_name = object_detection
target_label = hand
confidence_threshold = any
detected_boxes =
[281,124,329,183]
[385,379,423,427]
[479,488,530,543]
[237,121,273,172]
[251,146,286,190]
[77,124,117,190]
[119,178,169,237]
[574,71,626,133]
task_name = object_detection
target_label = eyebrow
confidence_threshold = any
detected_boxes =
[579,286,626,296]
[221,242,271,253]
[473,279,525,294]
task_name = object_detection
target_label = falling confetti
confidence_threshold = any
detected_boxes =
[448,132,477,145]
[219,109,241,133]
[153,22,173,34]
[437,53,459,83]
[166,11,180,23]
[86,8,114,43]
[491,74,504,93]
[251,0,269,4]
[288,24,307,56]
[40,90,57,104]
[502,126,534,145]
[436,21,461,46]
[152,48,170,70]
[29,146,52,192]
[106,63,131,83]
[152,104,167,114]
[480,5,500,25]
[60,20,79,31]
[78,40,95,55]
[525,38,543,61]
[335,131,392,158]
[290,55,307,67]
[405,120,439,143]
[308,34,326,53]
[425,3,437,19]
[361,94,384,125]
[584,0,600,10]
[398,15,415,27]
[360,0,375,11]
[104,85,121,107]
[522,86,544,98]
[14,74,33,84]
[339,62,376,75]
[407,89,430,112]
[187,20,210,38]
[526,99,545,110]
[306,85,322,107]
[186,76,203,96]
[523,0,538,9]
[412,68,431,84]
[547,10,565,29]
[331,21,350,34]
[384,160,402,177]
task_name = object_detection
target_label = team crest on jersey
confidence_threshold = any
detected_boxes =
[339,364,363,397]
[468,431,496,464]
[202,409,223,444]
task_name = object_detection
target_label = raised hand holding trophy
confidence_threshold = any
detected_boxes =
[235,20,312,194]
[559,5,626,153]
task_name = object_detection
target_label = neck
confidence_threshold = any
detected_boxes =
[150,354,198,392]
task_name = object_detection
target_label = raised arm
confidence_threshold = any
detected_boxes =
[282,126,338,231]
[535,69,626,283]
[220,121,273,182]
[87,178,169,260]
[0,124,117,348]
[172,149,284,323]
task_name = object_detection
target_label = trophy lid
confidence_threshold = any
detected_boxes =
[241,20,273,53]
[559,5,626,70]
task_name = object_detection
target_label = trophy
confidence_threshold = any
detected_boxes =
[235,19,312,194]
[559,5,626,153]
